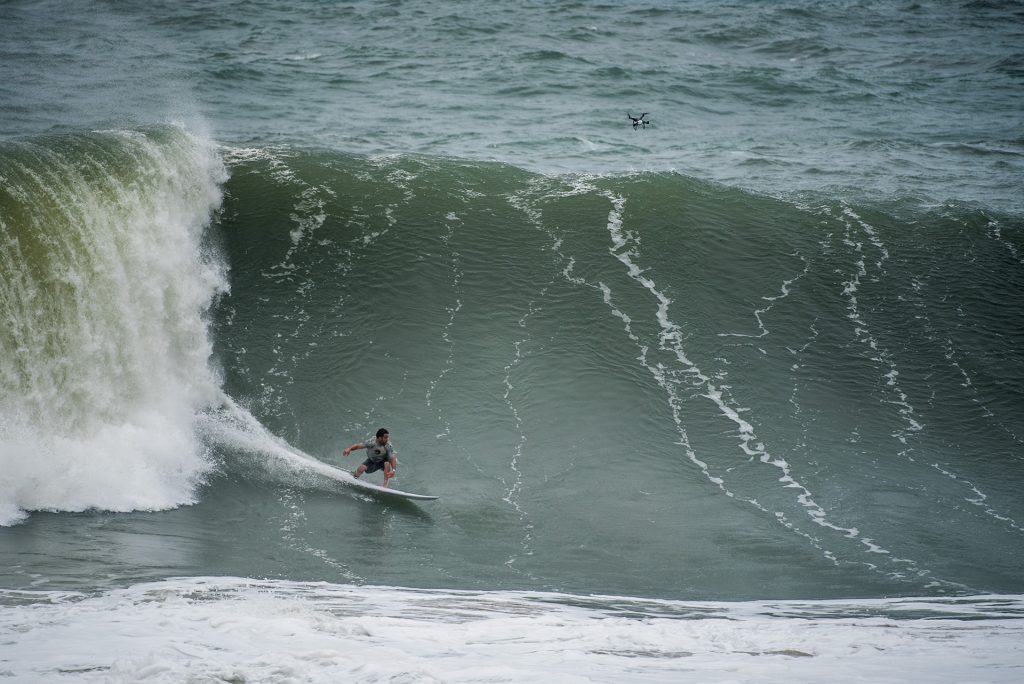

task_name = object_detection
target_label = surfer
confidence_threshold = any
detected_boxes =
[342,428,398,487]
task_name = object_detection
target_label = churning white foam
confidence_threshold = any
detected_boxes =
[0,127,227,525]
[2,577,1023,683]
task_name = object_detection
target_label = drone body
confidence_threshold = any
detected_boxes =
[628,112,650,130]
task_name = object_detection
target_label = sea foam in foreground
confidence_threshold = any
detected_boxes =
[3,578,1023,683]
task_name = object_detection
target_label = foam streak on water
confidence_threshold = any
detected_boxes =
[554,181,963,588]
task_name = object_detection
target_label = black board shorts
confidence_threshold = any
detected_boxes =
[362,458,390,474]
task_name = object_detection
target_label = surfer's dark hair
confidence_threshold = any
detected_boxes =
[376,428,389,438]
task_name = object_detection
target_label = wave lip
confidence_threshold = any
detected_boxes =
[0,126,227,525]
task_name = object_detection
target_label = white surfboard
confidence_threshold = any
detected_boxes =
[330,466,439,501]
[305,460,438,501]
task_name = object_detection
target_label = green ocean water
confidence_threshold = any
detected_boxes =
[208,149,1024,600]
[4,3,1024,680]
[3,132,1022,603]
[1,0,1023,609]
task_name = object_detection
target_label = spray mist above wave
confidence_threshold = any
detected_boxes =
[0,126,228,525]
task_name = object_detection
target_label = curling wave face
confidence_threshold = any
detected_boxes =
[0,126,227,525]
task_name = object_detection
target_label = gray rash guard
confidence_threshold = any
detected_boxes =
[361,438,394,464]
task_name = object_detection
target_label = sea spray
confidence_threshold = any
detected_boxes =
[194,396,339,487]
[0,126,227,525]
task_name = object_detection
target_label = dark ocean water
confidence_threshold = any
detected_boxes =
[2,1,1024,681]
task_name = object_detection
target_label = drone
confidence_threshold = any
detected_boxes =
[627,112,650,130]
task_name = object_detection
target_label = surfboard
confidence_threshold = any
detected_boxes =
[340,469,439,501]
[316,462,439,501]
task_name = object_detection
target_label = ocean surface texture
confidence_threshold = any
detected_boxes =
[2,1,1023,681]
